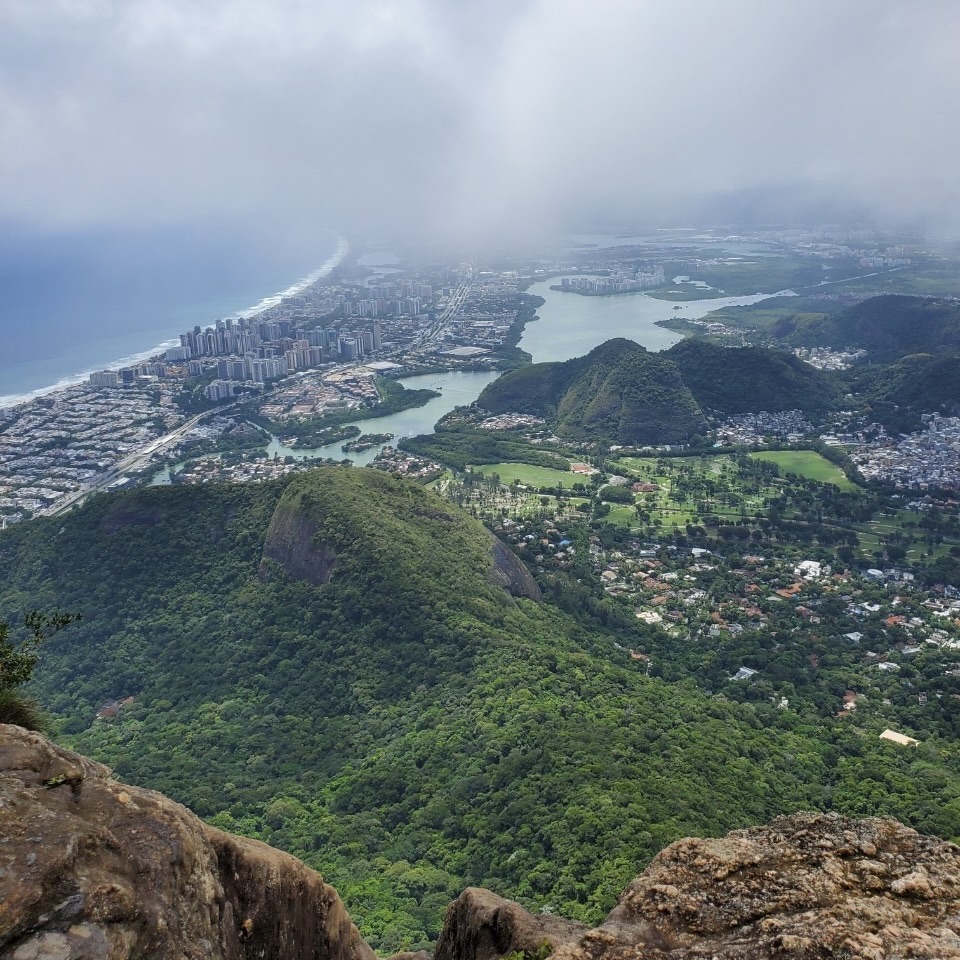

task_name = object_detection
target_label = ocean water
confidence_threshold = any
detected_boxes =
[0,223,344,407]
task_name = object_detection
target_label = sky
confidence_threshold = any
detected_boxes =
[1,0,959,251]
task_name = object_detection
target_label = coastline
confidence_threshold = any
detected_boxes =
[234,234,350,319]
[0,234,350,410]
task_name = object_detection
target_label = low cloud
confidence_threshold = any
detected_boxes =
[1,0,958,249]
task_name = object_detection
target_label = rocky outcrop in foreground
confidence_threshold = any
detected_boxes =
[0,724,375,960]
[6,723,960,960]
[435,813,960,960]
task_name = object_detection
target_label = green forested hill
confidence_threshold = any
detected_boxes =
[477,337,837,441]
[3,471,960,951]
[478,339,706,444]
[494,299,960,434]
[665,339,839,415]
[770,295,960,361]
[844,353,960,416]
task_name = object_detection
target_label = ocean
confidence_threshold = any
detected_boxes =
[0,223,344,407]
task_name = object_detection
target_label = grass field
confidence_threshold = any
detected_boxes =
[600,505,640,527]
[852,511,960,563]
[470,462,575,488]
[749,451,857,490]
[461,449,960,569]
[463,450,960,566]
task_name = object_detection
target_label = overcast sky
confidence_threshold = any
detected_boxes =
[1,0,958,249]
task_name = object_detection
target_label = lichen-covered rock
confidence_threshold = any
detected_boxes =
[436,813,960,960]
[0,724,376,960]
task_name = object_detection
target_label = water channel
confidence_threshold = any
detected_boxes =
[151,368,499,482]
[262,368,500,466]
[153,279,787,481]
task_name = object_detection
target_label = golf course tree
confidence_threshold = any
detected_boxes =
[0,611,80,729]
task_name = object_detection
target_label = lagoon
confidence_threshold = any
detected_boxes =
[153,368,499,481]
[254,284,779,463]
[265,369,500,465]
[519,279,779,362]
[155,279,785,479]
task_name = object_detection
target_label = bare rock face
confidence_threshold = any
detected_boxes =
[487,535,542,602]
[435,813,960,960]
[8,722,960,960]
[260,505,338,586]
[0,724,376,960]
[434,887,585,960]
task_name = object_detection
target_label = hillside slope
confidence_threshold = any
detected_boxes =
[0,723,375,960]
[478,339,706,444]
[664,338,838,415]
[7,725,960,960]
[845,352,960,416]
[771,294,960,361]
[477,337,838,444]
[2,471,960,950]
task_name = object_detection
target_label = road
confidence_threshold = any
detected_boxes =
[421,278,472,346]
[39,273,474,517]
[39,412,210,518]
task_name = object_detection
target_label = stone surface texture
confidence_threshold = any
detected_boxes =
[6,722,960,960]
[0,724,376,960]
[435,813,960,960]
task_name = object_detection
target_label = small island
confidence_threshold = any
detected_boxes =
[280,423,361,449]
[342,432,394,453]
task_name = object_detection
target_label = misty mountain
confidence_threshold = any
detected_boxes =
[770,295,960,362]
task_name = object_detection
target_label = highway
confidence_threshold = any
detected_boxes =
[40,412,210,518]
[423,278,472,345]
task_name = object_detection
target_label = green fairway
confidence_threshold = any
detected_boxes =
[469,462,575,488]
[600,505,639,526]
[749,450,857,490]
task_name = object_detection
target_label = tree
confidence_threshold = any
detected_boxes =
[886,543,908,563]
[0,611,81,730]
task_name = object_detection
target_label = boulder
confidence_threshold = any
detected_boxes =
[0,724,375,960]
[436,812,960,959]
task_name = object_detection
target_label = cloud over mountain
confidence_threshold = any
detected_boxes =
[1,0,958,246]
